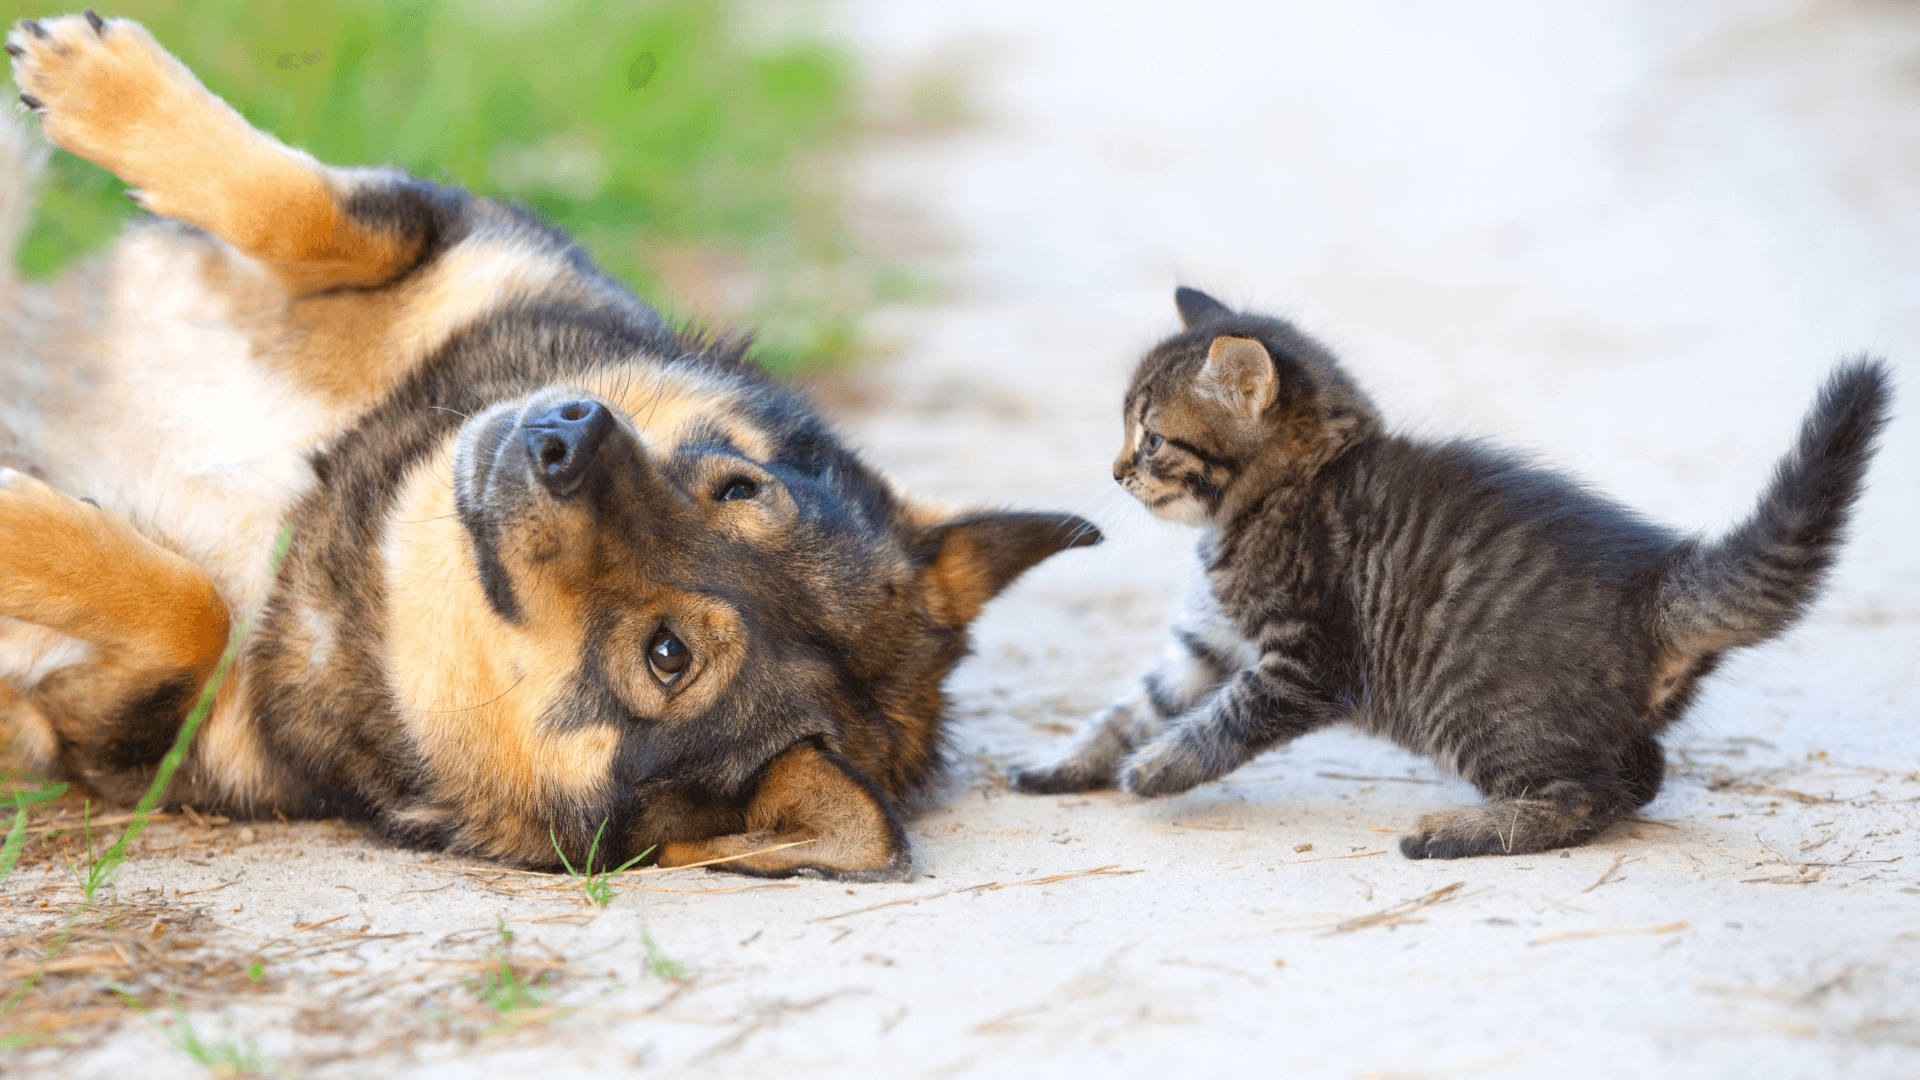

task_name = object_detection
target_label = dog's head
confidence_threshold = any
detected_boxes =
[379,359,1097,878]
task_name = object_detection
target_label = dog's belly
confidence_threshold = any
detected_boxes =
[20,233,352,614]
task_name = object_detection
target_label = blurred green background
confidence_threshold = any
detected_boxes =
[11,0,882,371]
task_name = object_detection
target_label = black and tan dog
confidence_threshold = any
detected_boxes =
[0,12,1096,880]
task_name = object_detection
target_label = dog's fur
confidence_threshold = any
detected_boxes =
[0,13,1097,880]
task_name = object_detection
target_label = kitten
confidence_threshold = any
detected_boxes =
[1013,287,1891,858]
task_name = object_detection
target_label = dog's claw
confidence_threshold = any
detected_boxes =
[18,92,41,111]
[84,10,106,35]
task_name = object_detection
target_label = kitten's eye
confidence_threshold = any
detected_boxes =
[1145,432,1165,453]
[647,629,689,683]
[715,477,758,501]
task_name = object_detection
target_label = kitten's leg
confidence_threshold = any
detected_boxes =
[1009,575,1253,795]
[1398,733,1657,859]
[9,15,429,294]
[1119,646,1336,797]
[0,468,229,801]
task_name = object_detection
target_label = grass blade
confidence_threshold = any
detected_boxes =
[87,524,295,895]
[0,782,69,887]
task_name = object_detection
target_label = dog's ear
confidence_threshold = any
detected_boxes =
[915,511,1102,627]
[656,741,912,881]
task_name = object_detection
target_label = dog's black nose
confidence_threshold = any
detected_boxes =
[523,399,613,497]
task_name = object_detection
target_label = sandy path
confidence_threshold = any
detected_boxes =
[13,1,1918,1076]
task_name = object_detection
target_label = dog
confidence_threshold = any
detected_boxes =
[0,11,1097,881]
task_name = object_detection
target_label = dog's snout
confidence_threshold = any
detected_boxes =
[523,399,612,497]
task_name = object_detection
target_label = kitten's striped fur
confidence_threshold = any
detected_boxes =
[1014,287,1891,858]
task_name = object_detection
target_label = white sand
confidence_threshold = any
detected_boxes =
[14,1,1917,1076]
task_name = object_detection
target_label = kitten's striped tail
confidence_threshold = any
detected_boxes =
[1655,358,1892,657]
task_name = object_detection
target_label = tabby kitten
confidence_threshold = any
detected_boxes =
[1013,287,1891,858]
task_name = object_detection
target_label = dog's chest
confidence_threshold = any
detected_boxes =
[33,239,356,609]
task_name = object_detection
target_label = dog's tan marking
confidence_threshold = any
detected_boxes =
[9,16,415,294]
[581,367,775,463]
[657,742,902,876]
[384,445,618,860]
[180,668,278,811]
[279,234,583,406]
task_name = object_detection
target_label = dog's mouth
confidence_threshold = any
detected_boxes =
[451,401,526,529]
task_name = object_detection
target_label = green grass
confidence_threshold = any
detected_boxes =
[550,820,650,908]
[640,923,689,982]
[0,780,67,887]
[164,1001,281,1079]
[15,0,866,372]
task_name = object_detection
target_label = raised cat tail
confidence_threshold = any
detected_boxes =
[1655,358,1892,659]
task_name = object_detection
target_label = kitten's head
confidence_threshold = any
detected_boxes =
[1115,287,1379,524]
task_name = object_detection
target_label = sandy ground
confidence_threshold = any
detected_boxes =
[8,1,1919,1077]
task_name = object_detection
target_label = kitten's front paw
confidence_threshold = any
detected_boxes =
[1117,736,1212,798]
[1007,758,1112,795]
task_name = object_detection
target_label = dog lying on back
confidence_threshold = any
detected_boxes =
[0,12,1096,880]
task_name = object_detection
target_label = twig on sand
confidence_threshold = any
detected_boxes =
[394,837,821,886]
[1581,854,1636,893]
[1530,920,1688,946]
[1281,850,1386,866]
[963,864,1140,893]
[20,810,196,836]
[1317,772,1442,785]
[1319,881,1474,935]
[291,914,352,933]
[809,865,1141,924]
[811,892,952,923]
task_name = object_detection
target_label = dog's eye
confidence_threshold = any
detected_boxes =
[648,629,688,683]
[715,477,758,502]
[1145,432,1165,453]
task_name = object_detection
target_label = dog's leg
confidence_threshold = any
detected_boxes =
[656,743,913,882]
[8,14,428,295]
[0,468,229,800]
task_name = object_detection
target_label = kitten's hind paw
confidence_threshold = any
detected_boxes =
[1399,792,1613,859]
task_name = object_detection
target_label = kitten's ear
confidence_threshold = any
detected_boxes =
[1175,286,1233,328]
[917,511,1102,625]
[1198,335,1278,419]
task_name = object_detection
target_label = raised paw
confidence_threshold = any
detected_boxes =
[7,12,206,203]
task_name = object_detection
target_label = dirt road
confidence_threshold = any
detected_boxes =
[14,2,1917,1076]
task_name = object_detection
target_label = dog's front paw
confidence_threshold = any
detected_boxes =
[8,12,188,180]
